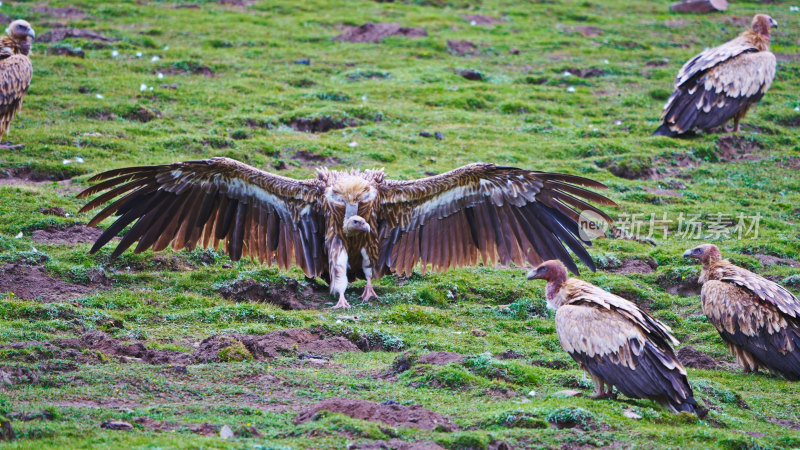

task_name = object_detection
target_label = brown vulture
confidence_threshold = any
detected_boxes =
[0,20,34,146]
[653,14,777,137]
[77,157,616,308]
[528,260,702,415]
[684,244,800,380]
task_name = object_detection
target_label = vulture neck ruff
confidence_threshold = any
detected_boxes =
[0,35,30,56]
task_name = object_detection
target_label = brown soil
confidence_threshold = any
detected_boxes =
[289,149,343,167]
[417,352,465,365]
[0,264,105,302]
[461,14,505,26]
[348,440,445,450]
[658,272,702,297]
[36,28,116,43]
[497,349,524,360]
[716,135,762,162]
[457,69,484,81]
[218,278,329,310]
[122,106,160,123]
[565,26,603,36]
[32,6,87,19]
[607,258,656,274]
[171,4,200,8]
[286,117,357,133]
[642,187,683,198]
[334,23,427,43]
[780,157,800,171]
[600,153,699,180]
[565,67,605,78]
[755,254,800,268]
[39,207,68,217]
[447,40,479,57]
[163,65,215,77]
[0,167,82,184]
[677,345,719,370]
[531,359,571,370]
[31,225,105,245]
[294,398,458,431]
[133,417,222,435]
[196,328,361,362]
[768,417,800,431]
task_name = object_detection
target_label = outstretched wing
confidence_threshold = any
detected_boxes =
[376,163,616,276]
[77,157,328,277]
[656,36,775,135]
[0,54,32,136]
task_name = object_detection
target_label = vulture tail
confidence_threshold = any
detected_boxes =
[653,123,679,137]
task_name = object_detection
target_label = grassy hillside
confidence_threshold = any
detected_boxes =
[1,0,799,448]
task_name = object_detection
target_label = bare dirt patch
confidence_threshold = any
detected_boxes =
[658,272,702,297]
[677,345,719,369]
[642,187,683,198]
[218,278,329,310]
[334,23,427,43]
[289,149,343,167]
[162,64,215,77]
[497,349,524,360]
[36,28,116,44]
[599,153,699,180]
[564,67,605,78]
[417,352,465,365]
[0,166,84,185]
[755,254,800,268]
[348,440,445,450]
[294,398,458,431]
[461,14,505,26]
[531,359,571,370]
[607,258,656,275]
[715,135,762,162]
[447,40,479,57]
[196,328,361,362]
[286,116,357,133]
[32,6,87,20]
[31,225,105,245]
[0,264,105,301]
[565,25,603,36]
[769,417,800,431]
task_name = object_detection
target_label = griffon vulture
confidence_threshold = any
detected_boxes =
[528,260,702,415]
[78,157,615,308]
[0,20,34,147]
[685,244,800,380]
[654,14,777,137]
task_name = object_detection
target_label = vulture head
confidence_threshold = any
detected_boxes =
[326,175,378,220]
[683,244,722,265]
[343,215,371,236]
[751,14,778,37]
[527,260,569,283]
[6,20,35,41]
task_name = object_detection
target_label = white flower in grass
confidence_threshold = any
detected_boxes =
[562,71,572,77]
[111,49,119,58]
[140,84,147,92]
[95,94,104,99]
[150,55,160,62]
[348,141,358,148]
[136,51,142,58]
[62,159,72,165]
[157,72,164,79]
[567,86,576,93]
[75,156,85,164]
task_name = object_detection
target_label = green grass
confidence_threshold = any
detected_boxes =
[1,0,799,448]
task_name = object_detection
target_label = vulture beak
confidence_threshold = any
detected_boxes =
[683,248,698,259]
[27,27,35,39]
[770,18,778,28]
[526,267,542,280]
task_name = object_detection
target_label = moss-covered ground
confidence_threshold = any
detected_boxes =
[1,0,799,448]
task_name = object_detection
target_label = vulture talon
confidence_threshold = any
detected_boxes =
[360,283,377,301]
[332,294,351,310]
[528,260,704,417]
[653,14,777,137]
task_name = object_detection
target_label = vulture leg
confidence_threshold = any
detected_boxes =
[588,373,614,399]
[360,249,377,301]
[329,236,351,309]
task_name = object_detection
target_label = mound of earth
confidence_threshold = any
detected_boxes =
[31,225,105,245]
[290,149,343,167]
[286,116,357,133]
[36,28,116,44]
[32,6,87,19]
[218,278,328,309]
[417,352,465,365]
[196,328,361,362]
[0,264,105,302]
[565,67,605,78]
[716,135,762,162]
[348,440,445,450]
[294,398,458,431]
[447,40,479,57]
[607,258,656,274]
[461,14,505,26]
[754,254,800,268]
[334,23,427,43]
[677,345,719,370]
[658,272,702,297]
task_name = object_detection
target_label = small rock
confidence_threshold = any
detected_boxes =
[101,420,133,431]
[554,390,583,397]
[457,69,484,81]
[527,390,537,397]
[294,58,310,65]
[670,0,727,13]
[509,47,520,55]
[220,425,234,439]
[171,365,188,374]
[434,131,444,140]
[419,131,433,138]
[222,264,233,269]
[471,329,486,337]
[623,409,642,420]
[39,207,67,217]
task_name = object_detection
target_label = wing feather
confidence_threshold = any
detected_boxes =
[0,54,32,136]
[78,157,327,277]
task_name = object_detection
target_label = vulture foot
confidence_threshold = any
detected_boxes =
[360,282,377,301]
[589,392,615,400]
[0,142,24,150]
[332,294,351,309]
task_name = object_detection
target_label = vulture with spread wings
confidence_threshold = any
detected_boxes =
[78,157,615,308]
[0,20,34,147]
[528,260,702,415]
[654,14,777,137]
[685,244,800,380]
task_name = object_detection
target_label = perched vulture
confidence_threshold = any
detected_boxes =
[685,244,800,380]
[0,20,34,145]
[528,260,702,415]
[654,14,777,137]
[77,157,616,308]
